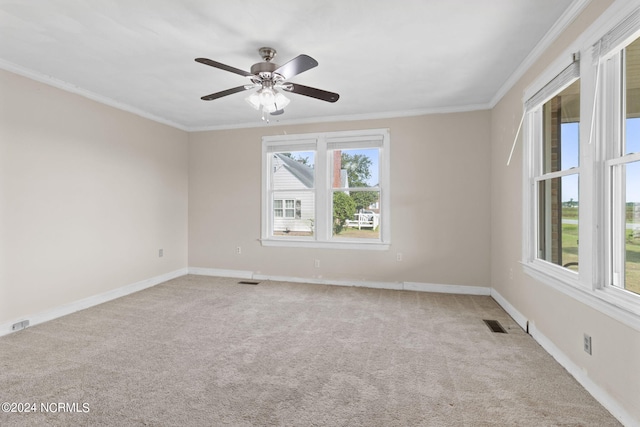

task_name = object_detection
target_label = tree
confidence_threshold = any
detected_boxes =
[333,192,356,235]
[341,153,378,210]
[341,153,372,186]
[350,191,378,211]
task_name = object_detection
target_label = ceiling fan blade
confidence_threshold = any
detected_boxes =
[195,58,253,77]
[201,85,250,101]
[273,55,318,79]
[283,83,339,103]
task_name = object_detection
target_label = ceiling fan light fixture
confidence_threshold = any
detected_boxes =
[245,87,290,114]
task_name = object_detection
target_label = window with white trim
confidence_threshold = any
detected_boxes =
[524,56,581,273]
[262,129,390,249]
[602,33,640,297]
[522,4,640,325]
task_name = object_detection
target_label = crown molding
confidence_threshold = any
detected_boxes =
[186,103,492,132]
[0,59,190,132]
[490,0,593,108]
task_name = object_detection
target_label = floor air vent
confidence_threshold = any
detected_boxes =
[483,319,507,333]
[238,280,260,285]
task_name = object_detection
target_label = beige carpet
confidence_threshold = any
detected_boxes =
[0,275,621,426]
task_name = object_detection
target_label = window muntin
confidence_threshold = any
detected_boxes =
[534,79,580,271]
[262,129,390,249]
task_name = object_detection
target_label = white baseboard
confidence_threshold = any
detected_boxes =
[188,267,253,279]
[404,281,491,296]
[528,323,636,427]
[491,288,636,426]
[188,267,492,295]
[490,288,528,331]
[253,273,405,290]
[0,268,188,337]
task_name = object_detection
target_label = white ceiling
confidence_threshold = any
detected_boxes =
[0,0,580,131]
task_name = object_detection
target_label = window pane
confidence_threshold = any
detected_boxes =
[272,151,315,190]
[624,161,640,295]
[626,118,640,155]
[625,37,640,155]
[274,199,283,218]
[543,80,580,173]
[332,190,380,240]
[284,199,295,218]
[537,175,579,270]
[271,151,315,238]
[331,148,379,189]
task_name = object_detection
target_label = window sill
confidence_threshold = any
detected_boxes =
[260,238,390,251]
[522,261,640,332]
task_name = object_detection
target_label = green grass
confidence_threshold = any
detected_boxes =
[625,229,640,294]
[561,215,640,295]
[561,223,579,270]
[563,206,578,219]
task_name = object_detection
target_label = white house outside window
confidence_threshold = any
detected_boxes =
[262,129,390,250]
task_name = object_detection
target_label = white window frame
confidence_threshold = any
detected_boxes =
[522,60,584,287]
[521,0,640,331]
[261,129,391,250]
[273,198,299,219]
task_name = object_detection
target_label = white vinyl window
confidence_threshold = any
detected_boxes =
[522,3,640,329]
[262,129,390,249]
[602,34,640,298]
[523,55,581,277]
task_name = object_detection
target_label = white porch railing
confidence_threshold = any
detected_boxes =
[345,213,379,229]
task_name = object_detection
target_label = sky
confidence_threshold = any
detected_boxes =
[561,120,640,203]
[288,148,379,187]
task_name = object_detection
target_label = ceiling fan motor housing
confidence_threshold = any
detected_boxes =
[250,61,278,75]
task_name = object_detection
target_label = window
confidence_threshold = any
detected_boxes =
[273,199,301,219]
[262,129,390,249]
[537,80,581,271]
[522,4,640,328]
[523,55,581,275]
[604,35,640,297]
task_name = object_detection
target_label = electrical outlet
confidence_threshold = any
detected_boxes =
[314,259,320,268]
[12,320,29,331]
[236,246,241,255]
[396,252,403,262]
[158,249,163,257]
[583,333,592,355]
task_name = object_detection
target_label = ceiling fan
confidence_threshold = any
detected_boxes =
[195,47,339,119]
